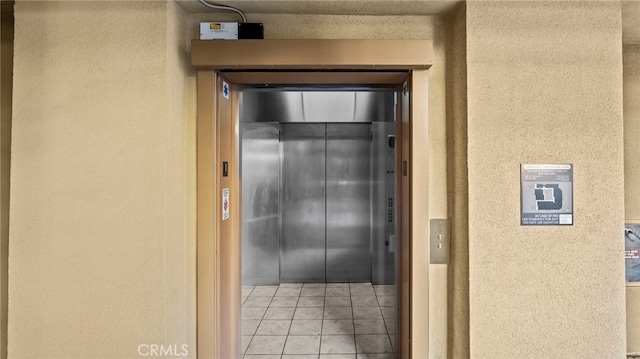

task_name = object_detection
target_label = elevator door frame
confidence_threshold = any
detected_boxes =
[193,39,432,359]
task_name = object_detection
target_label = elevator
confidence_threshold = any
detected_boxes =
[240,89,396,286]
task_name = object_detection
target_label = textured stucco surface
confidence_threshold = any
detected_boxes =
[179,0,459,15]
[630,286,640,355]
[8,1,631,357]
[466,2,626,358]
[625,44,640,355]
[9,1,195,357]
[164,1,197,353]
[630,285,640,355]
[445,4,469,359]
[8,3,449,357]
[622,1,640,44]
[427,15,449,359]
[190,12,439,40]
[625,45,640,222]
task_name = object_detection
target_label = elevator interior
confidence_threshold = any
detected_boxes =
[240,89,396,286]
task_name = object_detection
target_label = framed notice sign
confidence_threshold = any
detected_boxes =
[222,188,230,220]
[626,224,640,282]
[521,164,573,226]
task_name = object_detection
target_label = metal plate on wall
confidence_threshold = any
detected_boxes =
[430,219,450,264]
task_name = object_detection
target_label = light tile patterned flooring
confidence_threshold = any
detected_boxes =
[241,283,397,359]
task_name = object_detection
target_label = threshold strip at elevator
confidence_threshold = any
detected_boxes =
[240,89,396,286]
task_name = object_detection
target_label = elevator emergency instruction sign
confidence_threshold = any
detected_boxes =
[626,224,640,282]
[222,188,230,220]
[222,81,230,99]
[521,164,573,226]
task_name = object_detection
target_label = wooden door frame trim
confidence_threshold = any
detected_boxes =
[191,39,432,70]
[196,70,217,359]
[194,40,432,359]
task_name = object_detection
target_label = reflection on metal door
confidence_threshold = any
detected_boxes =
[280,123,373,283]
[241,123,280,285]
[280,124,327,282]
[326,124,371,282]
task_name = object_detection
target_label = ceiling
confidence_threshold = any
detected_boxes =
[2,0,639,43]
[179,0,640,44]
[623,1,640,44]
[176,0,461,16]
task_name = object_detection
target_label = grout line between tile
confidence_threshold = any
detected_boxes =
[245,283,397,358]
[351,284,357,354]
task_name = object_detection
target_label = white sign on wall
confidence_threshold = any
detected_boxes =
[222,81,230,99]
[222,188,230,220]
[521,164,573,225]
[626,224,640,282]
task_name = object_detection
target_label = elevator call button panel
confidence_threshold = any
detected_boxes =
[430,219,450,264]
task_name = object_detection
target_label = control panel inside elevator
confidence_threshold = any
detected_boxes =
[240,89,397,286]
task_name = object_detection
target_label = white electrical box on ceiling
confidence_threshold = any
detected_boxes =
[200,22,238,40]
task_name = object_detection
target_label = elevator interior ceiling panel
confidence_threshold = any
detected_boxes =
[240,90,396,123]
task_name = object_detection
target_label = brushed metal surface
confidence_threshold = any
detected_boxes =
[240,89,397,285]
[241,90,395,123]
[241,123,280,285]
[430,218,450,265]
[372,122,396,285]
[280,124,327,283]
[326,124,373,282]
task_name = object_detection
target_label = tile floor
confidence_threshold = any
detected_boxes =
[241,283,397,359]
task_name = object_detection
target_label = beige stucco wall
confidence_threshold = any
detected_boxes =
[446,4,469,359]
[625,44,640,355]
[8,1,631,358]
[165,1,198,352]
[9,2,449,357]
[625,45,640,225]
[9,1,196,357]
[466,2,626,358]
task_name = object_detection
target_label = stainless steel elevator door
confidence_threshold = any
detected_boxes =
[280,123,373,283]
[280,124,327,283]
[241,123,280,285]
[326,124,372,282]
